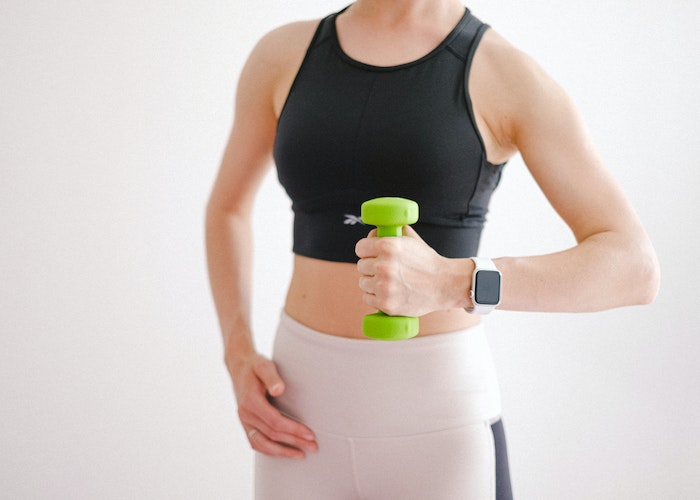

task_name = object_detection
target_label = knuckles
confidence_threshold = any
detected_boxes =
[378,301,403,317]
[375,237,400,256]
[356,235,401,259]
[237,405,253,424]
[372,260,396,280]
[372,282,404,316]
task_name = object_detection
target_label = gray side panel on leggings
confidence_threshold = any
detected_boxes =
[491,419,513,500]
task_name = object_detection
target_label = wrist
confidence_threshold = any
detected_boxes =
[222,321,256,371]
[443,257,475,310]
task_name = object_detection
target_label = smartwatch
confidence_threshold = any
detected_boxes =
[465,257,502,315]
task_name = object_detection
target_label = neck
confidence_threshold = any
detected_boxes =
[349,0,464,24]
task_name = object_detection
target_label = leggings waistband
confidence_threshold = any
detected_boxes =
[271,312,502,438]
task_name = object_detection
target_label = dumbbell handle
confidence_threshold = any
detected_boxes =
[376,225,403,238]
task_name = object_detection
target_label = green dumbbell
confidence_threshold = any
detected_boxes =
[360,197,420,341]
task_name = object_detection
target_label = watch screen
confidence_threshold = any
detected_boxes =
[474,270,501,305]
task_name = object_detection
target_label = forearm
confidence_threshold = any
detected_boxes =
[492,230,660,313]
[205,205,257,365]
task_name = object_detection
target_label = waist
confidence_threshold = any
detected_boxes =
[285,254,480,338]
[272,311,502,437]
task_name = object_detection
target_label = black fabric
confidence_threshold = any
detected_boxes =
[274,7,505,262]
[491,419,514,500]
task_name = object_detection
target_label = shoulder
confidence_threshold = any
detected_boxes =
[245,19,322,80]
[238,19,322,116]
[471,27,572,150]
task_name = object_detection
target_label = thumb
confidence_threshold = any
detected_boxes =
[254,358,285,397]
[403,225,424,241]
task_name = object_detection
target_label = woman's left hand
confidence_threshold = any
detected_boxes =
[355,226,470,316]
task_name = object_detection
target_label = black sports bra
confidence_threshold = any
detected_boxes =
[274,7,505,263]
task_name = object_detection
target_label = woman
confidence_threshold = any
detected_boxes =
[206,0,660,498]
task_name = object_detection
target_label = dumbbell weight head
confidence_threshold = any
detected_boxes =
[361,197,419,237]
[362,312,419,341]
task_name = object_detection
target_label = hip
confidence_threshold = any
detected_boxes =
[270,311,502,438]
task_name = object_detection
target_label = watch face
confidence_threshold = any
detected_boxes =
[474,270,501,305]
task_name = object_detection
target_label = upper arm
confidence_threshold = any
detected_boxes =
[207,21,319,215]
[473,31,646,244]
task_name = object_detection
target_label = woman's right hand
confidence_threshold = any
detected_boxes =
[229,352,318,459]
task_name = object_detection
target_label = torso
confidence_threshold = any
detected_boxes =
[270,7,514,339]
[285,255,480,338]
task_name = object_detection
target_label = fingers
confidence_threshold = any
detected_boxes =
[244,420,317,460]
[240,399,318,459]
[237,357,318,459]
[358,275,375,295]
[356,256,375,277]
[356,234,396,263]
[245,425,305,460]
[355,224,436,316]
[356,233,398,310]
[356,225,419,260]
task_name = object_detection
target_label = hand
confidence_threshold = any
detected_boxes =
[229,352,317,459]
[355,226,469,316]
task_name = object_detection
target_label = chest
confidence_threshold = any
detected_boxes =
[274,47,484,210]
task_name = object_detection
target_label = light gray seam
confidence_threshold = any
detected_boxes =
[348,438,365,500]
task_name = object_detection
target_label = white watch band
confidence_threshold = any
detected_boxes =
[465,257,501,315]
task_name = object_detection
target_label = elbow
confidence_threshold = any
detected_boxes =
[206,192,253,220]
[633,244,661,306]
[205,197,239,224]
[640,264,661,306]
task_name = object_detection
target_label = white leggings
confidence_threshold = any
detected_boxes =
[255,312,511,500]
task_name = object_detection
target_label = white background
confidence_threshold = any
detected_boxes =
[1,1,699,499]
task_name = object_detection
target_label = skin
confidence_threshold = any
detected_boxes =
[206,0,660,460]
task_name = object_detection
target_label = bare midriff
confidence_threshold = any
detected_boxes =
[284,254,481,339]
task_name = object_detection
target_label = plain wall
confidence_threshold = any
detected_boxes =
[1,1,699,498]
